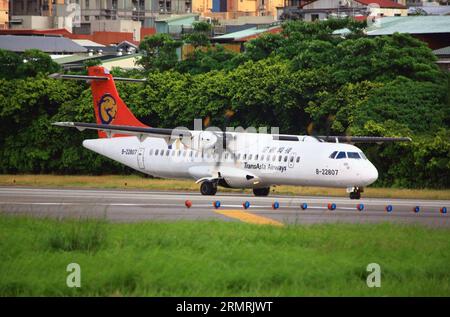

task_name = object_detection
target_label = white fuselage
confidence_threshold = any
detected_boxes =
[82,131,379,189]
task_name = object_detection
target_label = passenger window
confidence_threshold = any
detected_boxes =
[284,156,288,162]
[278,155,282,162]
[166,150,170,156]
[290,156,294,163]
[249,154,252,160]
[177,150,181,156]
[160,149,164,156]
[272,155,276,161]
[347,152,361,159]
[149,149,153,155]
[261,155,264,161]
[189,151,193,157]
[296,157,300,163]
[243,154,247,160]
[336,152,346,159]
[155,149,159,155]
[255,154,259,160]
[329,151,338,159]
[237,153,241,160]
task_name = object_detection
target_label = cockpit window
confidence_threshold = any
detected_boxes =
[360,152,368,160]
[347,152,361,159]
[336,151,346,159]
[329,151,338,159]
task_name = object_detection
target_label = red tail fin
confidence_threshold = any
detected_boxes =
[88,66,147,138]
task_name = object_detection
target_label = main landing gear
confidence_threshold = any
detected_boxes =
[349,187,362,200]
[200,181,217,196]
[253,187,270,197]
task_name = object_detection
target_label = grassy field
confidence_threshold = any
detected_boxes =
[0,214,449,296]
[1,174,450,200]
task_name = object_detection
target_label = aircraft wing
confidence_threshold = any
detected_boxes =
[316,136,412,143]
[52,122,191,140]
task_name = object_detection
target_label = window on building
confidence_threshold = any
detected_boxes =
[311,14,319,21]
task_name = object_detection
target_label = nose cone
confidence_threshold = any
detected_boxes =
[365,163,378,185]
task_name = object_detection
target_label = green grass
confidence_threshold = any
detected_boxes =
[0,214,449,296]
[1,174,450,200]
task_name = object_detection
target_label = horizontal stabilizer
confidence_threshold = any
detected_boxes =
[49,73,146,83]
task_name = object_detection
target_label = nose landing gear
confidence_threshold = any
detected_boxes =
[349,187,362,200]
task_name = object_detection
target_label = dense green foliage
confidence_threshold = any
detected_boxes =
[1,215,449,296]
[0,19,449,188]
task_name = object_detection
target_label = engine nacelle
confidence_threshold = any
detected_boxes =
[219,166,260,188]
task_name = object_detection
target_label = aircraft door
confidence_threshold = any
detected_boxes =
[137,148,145,169]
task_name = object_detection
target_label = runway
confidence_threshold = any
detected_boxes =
[0,187,448,227]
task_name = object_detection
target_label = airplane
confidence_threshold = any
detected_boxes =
[51,66,411,199]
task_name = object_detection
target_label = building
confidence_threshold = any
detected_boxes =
[154,13,198,35]
[433,45,450,71]
[8,0,187,39]
[293,0,407,22]
[210,23,282,54]
[0,34,87,54]
[192,0,286,20]
[0,0,8,29]
[366,16,450,49]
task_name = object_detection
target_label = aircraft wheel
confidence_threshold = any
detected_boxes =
[253,187,270,197]
[200,181,217,196]
[349,189,361,200]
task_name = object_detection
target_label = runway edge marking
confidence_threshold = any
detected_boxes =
[214,209,284,227]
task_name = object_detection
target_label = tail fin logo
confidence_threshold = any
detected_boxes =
[98,94,117,124]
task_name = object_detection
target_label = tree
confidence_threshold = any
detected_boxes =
[183,21,212,49]
[137,34,182,72]
[18,49,60,77]
[0,49,60,79]
[244,33,285,61]
[0,49,22,79]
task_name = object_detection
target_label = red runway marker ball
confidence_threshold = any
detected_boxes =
[185,200,192,208]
